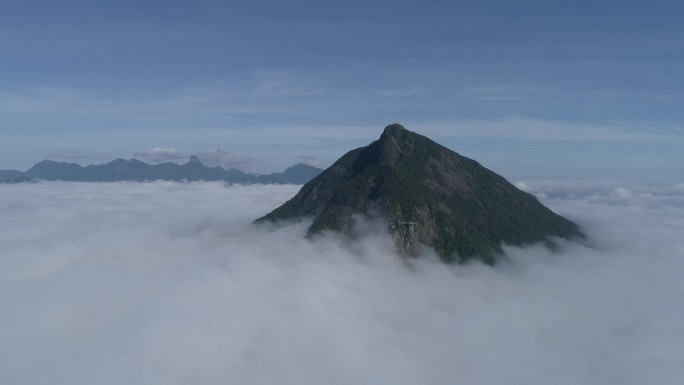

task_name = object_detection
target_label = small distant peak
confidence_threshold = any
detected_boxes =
[187,155,203,166]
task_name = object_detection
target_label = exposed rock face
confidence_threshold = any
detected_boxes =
[256,124,583,264]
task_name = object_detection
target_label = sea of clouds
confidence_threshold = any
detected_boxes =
[1,181,683,385]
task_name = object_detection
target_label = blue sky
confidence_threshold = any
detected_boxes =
[1,0,682,181]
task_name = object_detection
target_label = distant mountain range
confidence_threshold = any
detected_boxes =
[0,156,323,184]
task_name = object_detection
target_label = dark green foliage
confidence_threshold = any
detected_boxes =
[256,124,584,264]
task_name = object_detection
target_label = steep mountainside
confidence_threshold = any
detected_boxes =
[256,124,583,264]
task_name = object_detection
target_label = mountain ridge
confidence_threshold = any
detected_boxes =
[1,157,322,184]
[256,124,583,264]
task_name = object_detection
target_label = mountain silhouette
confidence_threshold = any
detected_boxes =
[0,170,26,182]
[256,124,583,264]
[5,157,322,184]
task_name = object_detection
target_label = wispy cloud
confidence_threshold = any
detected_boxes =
[377,88,426,97]
[133,146,259,171]
[417,117,684,144]
[295,155,324,167]
[250,71,327,98]
[4,84,680,144]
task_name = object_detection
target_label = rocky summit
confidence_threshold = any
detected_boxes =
[256,124,583,264]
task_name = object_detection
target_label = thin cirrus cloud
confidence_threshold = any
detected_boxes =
[419,118,684,144]
[3,85,681,145]
[0,181,682,385]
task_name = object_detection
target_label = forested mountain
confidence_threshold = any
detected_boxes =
[257,124,583,264]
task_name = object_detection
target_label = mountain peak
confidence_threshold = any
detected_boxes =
[256,124,583,264]
[187,155,203,166]
[379,123,410,149]
[382,123,408,137]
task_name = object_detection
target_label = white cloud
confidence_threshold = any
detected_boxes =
[614,186,633,198]
[0,181,682,384]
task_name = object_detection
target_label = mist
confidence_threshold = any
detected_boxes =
[1,181,682,384]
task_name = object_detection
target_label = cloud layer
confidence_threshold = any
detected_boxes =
[0,181,682,384]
